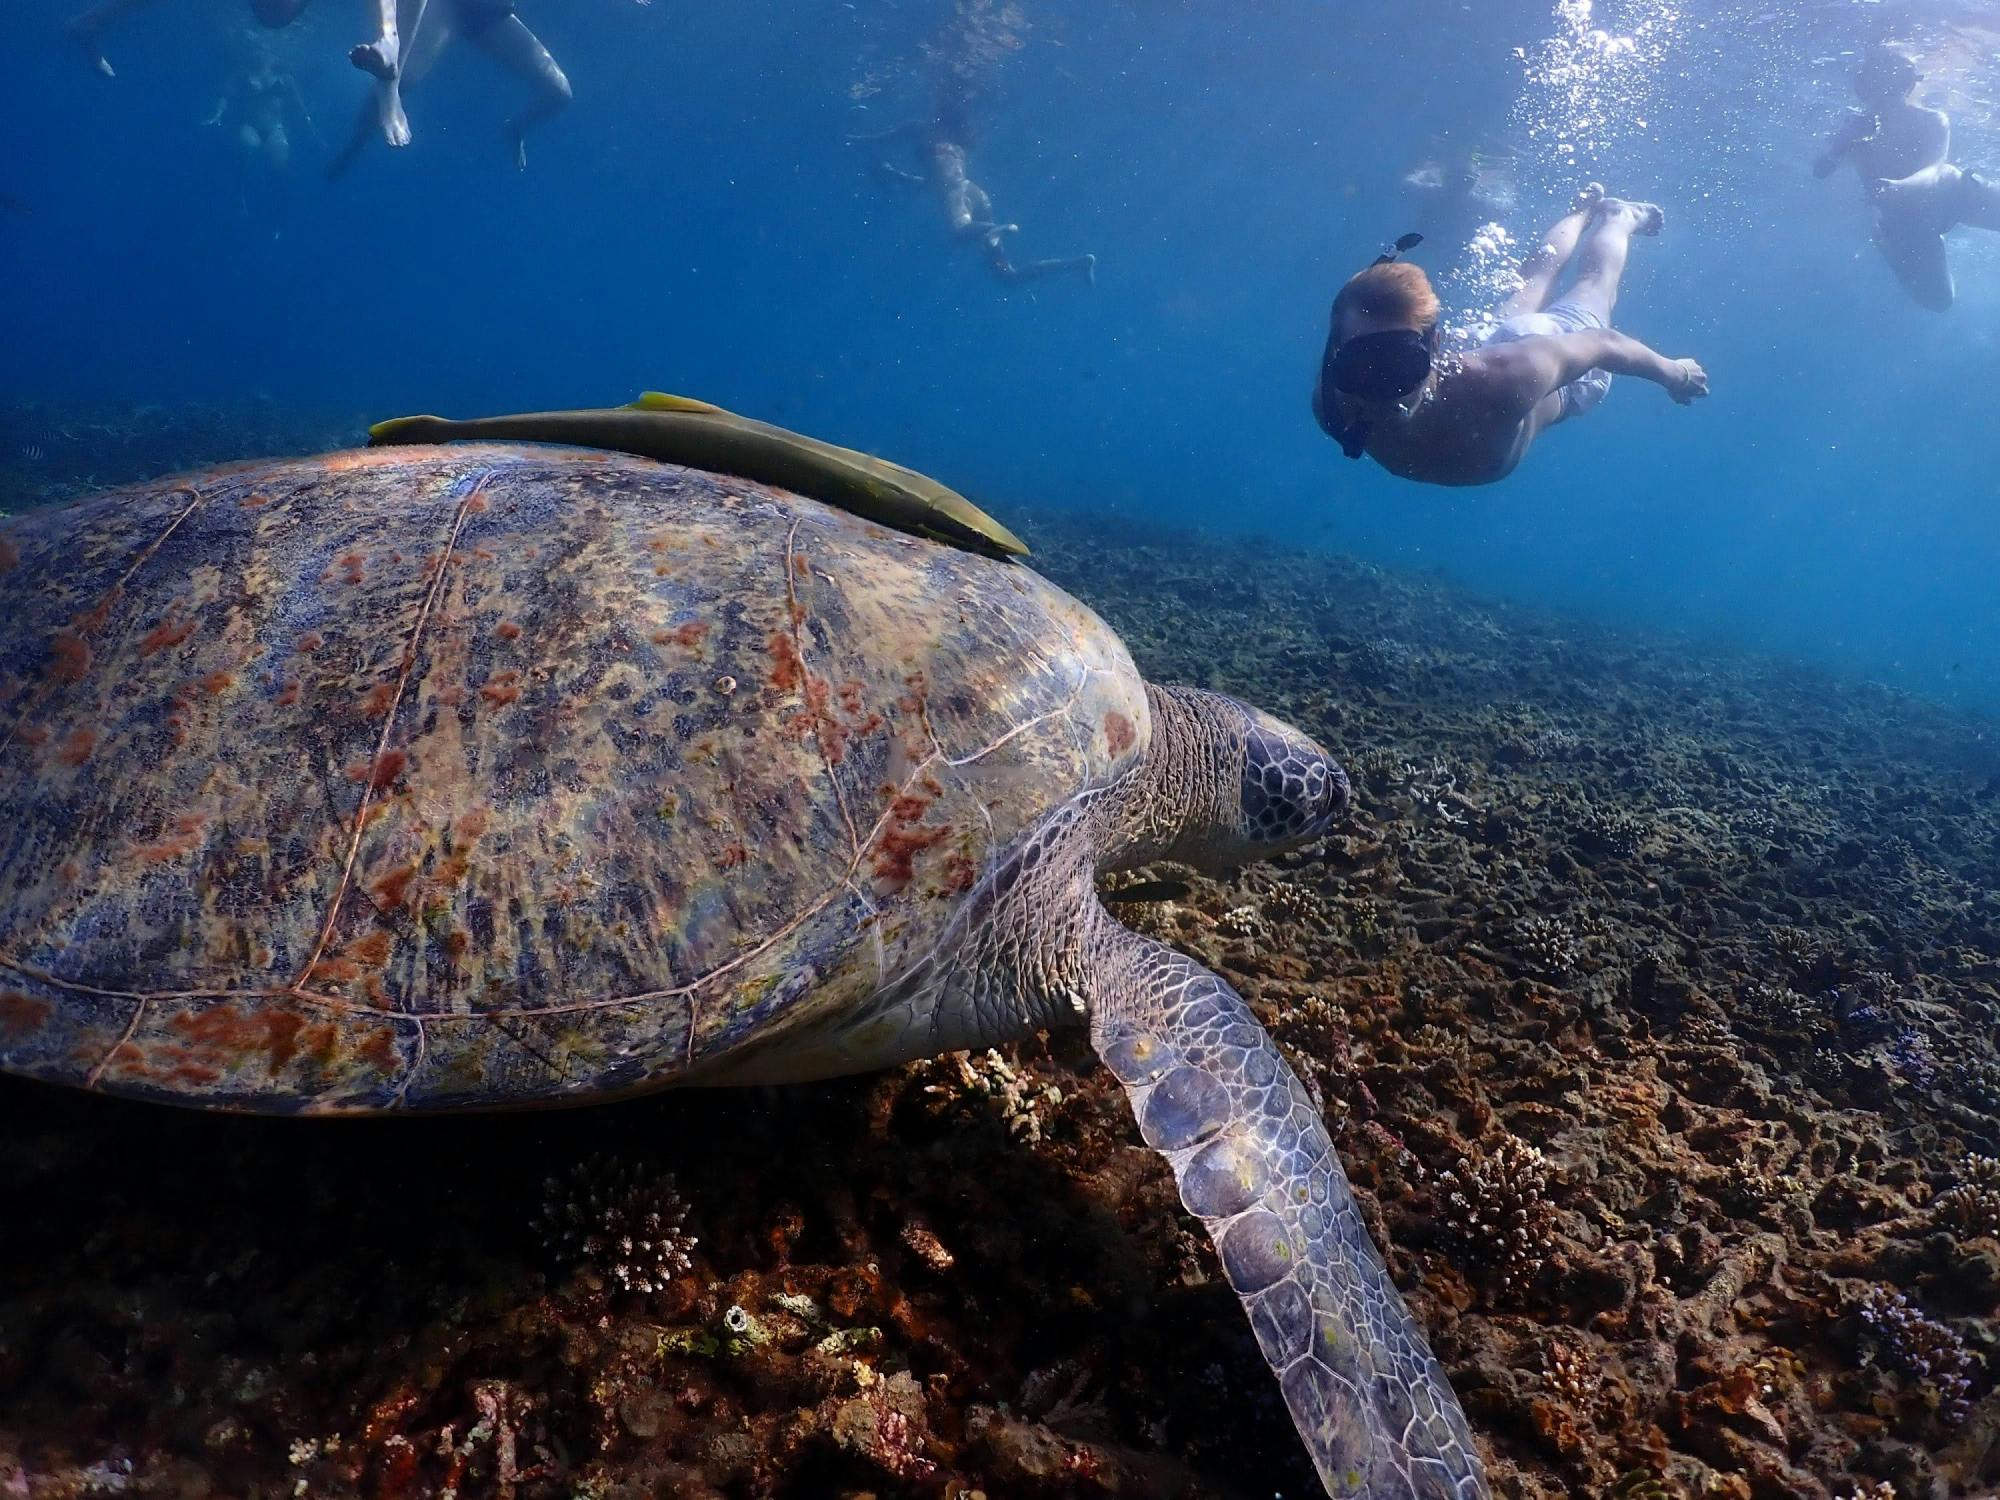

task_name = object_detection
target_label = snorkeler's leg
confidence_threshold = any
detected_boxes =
[63,0,161,78]
[324,93,378,179]
[1563,193,1663,324]
[995,252,1098,286]
[466,15,571,170]
[1873,216,1954,310]
[1944,165,2000,232]
[351,0,414,147]
[1496,182,1603,318]
[1496,186,1600,320]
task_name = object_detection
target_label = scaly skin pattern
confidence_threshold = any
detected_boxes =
[950,686,1490,1498]
[0,447,1145,1110]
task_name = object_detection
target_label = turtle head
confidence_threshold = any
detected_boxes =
[1234,704,1351,856]
[1110,687,1349,873]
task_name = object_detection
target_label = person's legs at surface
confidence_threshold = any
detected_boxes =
[350,0,415,147]
[981,228,1094,286]
[63,0,160,78]
[462,12,570,170]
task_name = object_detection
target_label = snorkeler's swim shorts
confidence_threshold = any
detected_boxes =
[1482,297,1614,421]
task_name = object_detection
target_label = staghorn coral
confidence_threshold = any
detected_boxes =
[1729,980,1825,1047]
[1269,993,1353,1114]
[533,1155,697,1295]
[1572,804,1644,859]
[1512,914,1582,977]
[1852,1285,1978,1426]
[1771,925,1819,969]
[1435,1136,1557,1301]
[919,1048,1064,1144]
[1261,879,1329,932]
[1214,905,1268,942]
[1931,1154,2000,1241]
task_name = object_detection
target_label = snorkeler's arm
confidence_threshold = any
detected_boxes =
[1814,109,1874,178]
[845,118,927,146]
[1483,332,1708,408]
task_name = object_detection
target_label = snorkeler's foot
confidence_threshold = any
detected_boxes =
[1598,195,1664,235]
[375,79,411,148]
[1572,181,1605,212]
[64,18,114,78]
[349,40,399,80]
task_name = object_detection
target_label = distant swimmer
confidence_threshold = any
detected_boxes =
[1815,42,2000,310]
[856,95,1097,288]
[1401,145,1519,260]
[326,0,571,175]
[205,34,317,233]
[64,0,308,79]
[1312,186,1708,487]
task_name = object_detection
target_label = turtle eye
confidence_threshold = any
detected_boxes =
[1240,721,1350,849]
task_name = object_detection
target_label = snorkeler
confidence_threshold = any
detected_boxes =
[1402,145,1520,261]
[64,0,309,78]
[205,34,316,233]
[1814,42,2000,311]
[326,0,571,175]
[856,95,1097,288]
[1312,185,1708,487]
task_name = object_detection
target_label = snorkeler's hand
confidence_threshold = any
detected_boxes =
[1668,358,1708,405]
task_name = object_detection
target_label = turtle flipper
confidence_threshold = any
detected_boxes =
[1088,918,1488,1500]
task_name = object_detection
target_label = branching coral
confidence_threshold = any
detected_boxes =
[1436,1136,1557,1300]
[919,1049,1064,1143]
[1852,1285,1978,1426]
[533,1154,698,1295]
[1572,804,1643,859]
[1512,914,1582,977]
[1931,1154,2000,1241]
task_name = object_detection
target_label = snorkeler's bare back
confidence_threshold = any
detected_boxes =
[1843,102,1951,184]
[1360,354,1557,486]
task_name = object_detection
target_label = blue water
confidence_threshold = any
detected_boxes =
[4,0,1998,710]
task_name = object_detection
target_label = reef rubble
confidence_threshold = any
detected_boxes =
[3,415,1999,1498]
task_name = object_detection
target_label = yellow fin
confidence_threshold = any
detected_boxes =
[368,415,441,443]
[627,392,726,415]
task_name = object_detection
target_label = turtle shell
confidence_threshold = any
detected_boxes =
[0,447,1148,1112]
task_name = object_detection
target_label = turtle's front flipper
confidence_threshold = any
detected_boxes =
[1087,914,1488,1499]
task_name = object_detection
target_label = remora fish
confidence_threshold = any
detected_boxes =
[369,392,1029,558]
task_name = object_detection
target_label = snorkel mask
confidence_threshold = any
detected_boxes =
[1314,233,1432,459]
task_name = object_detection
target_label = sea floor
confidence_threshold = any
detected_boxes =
[3,408,1999,1499]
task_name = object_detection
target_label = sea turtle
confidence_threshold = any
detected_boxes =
[0,442,1489,1499]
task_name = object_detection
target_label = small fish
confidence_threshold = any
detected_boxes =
[18,444,45,463]
[1101,877,1192,905]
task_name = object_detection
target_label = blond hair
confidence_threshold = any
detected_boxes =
[1332,260,1440,335]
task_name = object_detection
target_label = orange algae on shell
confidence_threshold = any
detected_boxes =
[0,992,52,1038]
